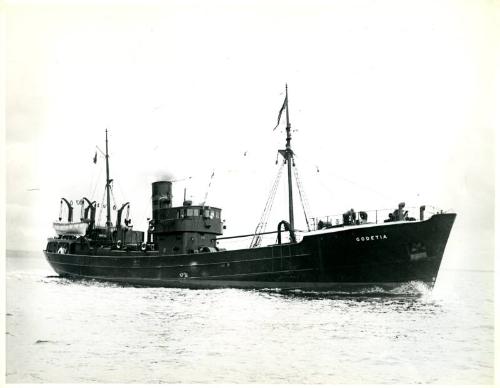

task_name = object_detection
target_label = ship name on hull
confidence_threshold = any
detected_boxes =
[356,234,388,242]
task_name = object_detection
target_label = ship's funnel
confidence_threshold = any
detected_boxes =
[152,181,172,221]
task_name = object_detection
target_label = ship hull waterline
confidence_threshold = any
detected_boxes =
[44,213,456,290]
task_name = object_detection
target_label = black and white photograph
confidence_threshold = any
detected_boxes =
[4,0,496,385]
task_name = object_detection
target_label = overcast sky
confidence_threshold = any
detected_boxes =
[4,0,496,270]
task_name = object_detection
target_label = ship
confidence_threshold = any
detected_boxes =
[43,87,456,290]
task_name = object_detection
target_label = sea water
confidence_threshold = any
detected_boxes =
[5,251,494,384]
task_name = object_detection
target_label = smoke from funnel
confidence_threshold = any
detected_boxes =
[148,168,175,183]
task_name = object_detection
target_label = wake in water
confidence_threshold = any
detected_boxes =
[266,281,433,299]
[38,274,434,298]
[39,275,126,289]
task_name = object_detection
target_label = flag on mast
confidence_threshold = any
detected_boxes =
[273,94,288,131]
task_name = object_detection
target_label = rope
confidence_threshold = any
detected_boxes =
[90,164,103,201]
[295,152,399,203]
[293,160,312,231]
[115,180,127,207]
[250,162,285,248]
[110,186,117,210]
[97,186,106,226]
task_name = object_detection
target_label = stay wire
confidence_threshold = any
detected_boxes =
[292,159,312,231]
[97,186,106,226]
[294,152,399,203]
[250,161,284,248]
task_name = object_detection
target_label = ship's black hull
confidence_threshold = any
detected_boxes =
[44,213,455,290]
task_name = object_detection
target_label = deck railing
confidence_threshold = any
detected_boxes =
[308,205,445,232]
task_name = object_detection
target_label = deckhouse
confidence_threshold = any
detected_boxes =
[149,181,223,255]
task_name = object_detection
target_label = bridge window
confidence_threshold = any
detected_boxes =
[47,242,56,252]
[184,208,201,217]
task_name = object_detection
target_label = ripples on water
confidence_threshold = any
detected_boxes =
[6,254,494,384]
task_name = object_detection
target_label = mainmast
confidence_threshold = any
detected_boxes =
[105,129,112,229]
[278,84,295,231]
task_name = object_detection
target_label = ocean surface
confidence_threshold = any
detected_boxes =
[6,251,494,384]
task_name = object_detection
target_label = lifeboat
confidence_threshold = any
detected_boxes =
[52,221,89,236]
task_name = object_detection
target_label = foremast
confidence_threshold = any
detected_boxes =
[250,85,308,248]
[278,84,295,231]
